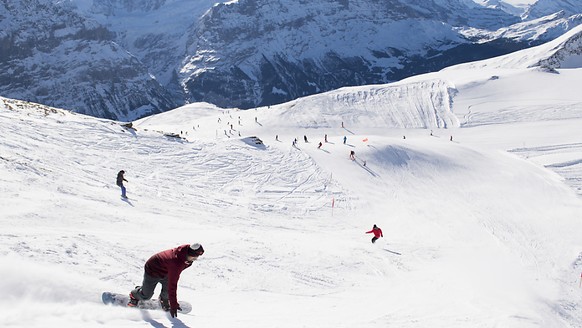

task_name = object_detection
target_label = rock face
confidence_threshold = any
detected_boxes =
[179,0,521,108]
[523,0,582,20]
[537,27,582,69]
[0,0,176,121]
[0,0,580,119]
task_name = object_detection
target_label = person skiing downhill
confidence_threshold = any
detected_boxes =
[129,243,205,318]
[116,170,128,198]
[365,225,383,243]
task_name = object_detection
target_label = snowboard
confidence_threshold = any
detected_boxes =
[101,292,192,314]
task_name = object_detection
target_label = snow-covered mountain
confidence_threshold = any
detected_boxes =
[64,0,218,103]
[463,11,582,43]
[2,19,582,327]
[0,1,177,120]
[476,0,528,16]
[451,23,582,69]
[179,0,520,109]
[1,0,581,120]
[523,0,582,20]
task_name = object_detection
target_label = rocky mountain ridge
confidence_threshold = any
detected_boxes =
[1,0,581,120]
[0,0,177,120]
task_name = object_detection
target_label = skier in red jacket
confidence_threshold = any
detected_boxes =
[365,224,383,243]
[128,243,204,317]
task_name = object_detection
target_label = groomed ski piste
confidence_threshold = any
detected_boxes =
[1,25,582,328]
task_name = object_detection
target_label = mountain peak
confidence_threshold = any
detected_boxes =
[523,0,582,20]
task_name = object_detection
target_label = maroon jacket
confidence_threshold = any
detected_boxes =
[144,244,192,309]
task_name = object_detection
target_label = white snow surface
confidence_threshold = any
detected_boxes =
[1,26,582,327]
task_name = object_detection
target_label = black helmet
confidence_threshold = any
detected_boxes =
[188,243,204,256]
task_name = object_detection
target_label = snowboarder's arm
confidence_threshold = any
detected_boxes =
[365,230,373,234]
[167,268,181,311]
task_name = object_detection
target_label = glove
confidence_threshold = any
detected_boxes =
[170,304,182,318]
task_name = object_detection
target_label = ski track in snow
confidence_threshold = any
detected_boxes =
[509,143,582,196]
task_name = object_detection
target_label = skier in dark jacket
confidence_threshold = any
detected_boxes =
[116,170,128,198]
[129,243,205,318]
[365,224,383,243]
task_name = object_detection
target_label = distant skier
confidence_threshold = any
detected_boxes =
[343,136,347,144]
[365,224,383,243]
[116,170,128,199]
[318,142,323,149]
[349,150,355,160]
[129,244,205,318]
[324,134,328,143]
[304,135,308,143]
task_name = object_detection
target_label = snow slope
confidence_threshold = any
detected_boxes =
[1,26,582,328]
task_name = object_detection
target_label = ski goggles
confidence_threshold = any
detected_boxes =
[191,248,204,257]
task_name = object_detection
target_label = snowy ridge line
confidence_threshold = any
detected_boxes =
[1,97,69,117]
[537,23,582,69]
[449,23,582,70]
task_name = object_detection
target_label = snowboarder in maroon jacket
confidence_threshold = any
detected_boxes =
[129,243,204,317]
[365,225,383,243]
